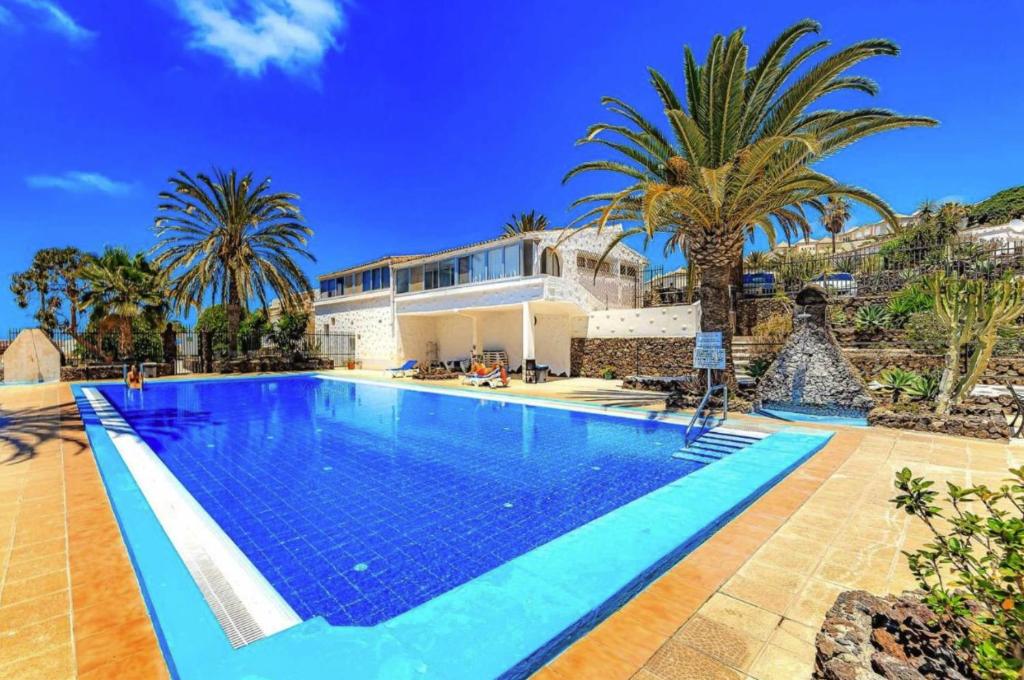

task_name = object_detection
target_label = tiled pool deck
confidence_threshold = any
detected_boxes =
[1,373,1020,679]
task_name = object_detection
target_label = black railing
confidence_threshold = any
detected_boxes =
[4,327,357,374]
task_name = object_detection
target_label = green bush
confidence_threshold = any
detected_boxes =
[906,372,940,401]
[994,327,1024,357]
[893,467,1024,678]
[969,185,1024,225]
[878,367,918,403]
[267,312,309,357]
[887,285,934,328]
[854,304,892,333]
[905,311,948,354]
[747,355,774,381]
[196,305,268,357]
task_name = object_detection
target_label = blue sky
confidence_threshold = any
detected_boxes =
[2,0,1022,326]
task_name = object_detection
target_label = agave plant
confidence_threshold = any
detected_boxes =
[854,304,892,333]
[879,367,919,403]
[886,284,933,327]
[563,19,935,381]
[906,372,940,401]
[747,355,775,381]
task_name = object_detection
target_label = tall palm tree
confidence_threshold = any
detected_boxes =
[152,169,314,354]
[564,20,935,381]
[79,247,166,359]
[503,210,550,236]
[821,196,852,253]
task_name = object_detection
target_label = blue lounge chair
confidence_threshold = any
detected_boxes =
[385,360,418,378]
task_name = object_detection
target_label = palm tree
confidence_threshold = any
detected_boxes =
[503,210,550,236]
[745,251,771,270]
[916,199,938,218]
[564,19,935,381]
[79,247,166,359]
[152,169,314,355]
[821,196,852,254]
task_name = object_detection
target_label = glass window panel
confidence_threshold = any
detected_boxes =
[395,268,410,294]
[424,262,439,289]
[522,241,535,276]
[382,267,391,288]
[362,270,371,291]
[439,259,456,287]
[503,244,521,277]
[471,251,487,282]
[458,256,470,284]
[372,267,381,290]
[487,248,503,280]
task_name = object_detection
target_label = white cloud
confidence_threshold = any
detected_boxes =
[26,171,132,195]
[9,0,95,42]
[174,0,346,76]
[0,6,16,26]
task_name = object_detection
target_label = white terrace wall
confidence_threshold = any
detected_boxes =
[585,304,700,339]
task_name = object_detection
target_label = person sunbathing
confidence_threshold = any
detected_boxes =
[126,365,143,390]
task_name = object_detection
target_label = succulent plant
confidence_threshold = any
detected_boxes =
[879,368,919,403]
[854,304,892,333]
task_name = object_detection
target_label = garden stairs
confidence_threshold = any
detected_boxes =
[733,335,757,385]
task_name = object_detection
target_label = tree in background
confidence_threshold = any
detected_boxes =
[195,305,269,357]
[564,19,936,380]
[821,196,851,253]
[9,247,85,334]
[968,185,1024,226]
[152,169,314,356]
[79,247,167,359]
[502,211,550,236]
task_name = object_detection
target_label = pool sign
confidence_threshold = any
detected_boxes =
[693,331,726,370]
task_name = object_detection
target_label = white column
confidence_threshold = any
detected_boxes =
[522,302,535,362]
[471,314,481,360]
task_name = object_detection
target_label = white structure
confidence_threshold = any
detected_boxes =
[771,212,920,256]
[314,227,697,374]
[960,219,1024,246]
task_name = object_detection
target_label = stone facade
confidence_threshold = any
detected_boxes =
[570,337,696,379]
[757,287,875,414]
[212,356,334,373]
[315,293,396,369]
[868,407,1010,441]
[845,349,1024,385]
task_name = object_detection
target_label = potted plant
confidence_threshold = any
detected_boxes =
[346,359,356,370]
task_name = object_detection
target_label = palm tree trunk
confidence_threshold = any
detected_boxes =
[119,317,133,361]
[831,232,837,254]
[698,265,736,387]
[226,279,242,357]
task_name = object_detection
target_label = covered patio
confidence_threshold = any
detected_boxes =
[396,300,585,377]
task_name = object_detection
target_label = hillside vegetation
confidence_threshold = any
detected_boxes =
[969,185,1024,225]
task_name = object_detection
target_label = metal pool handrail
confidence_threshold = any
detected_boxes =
[683,382,729,448]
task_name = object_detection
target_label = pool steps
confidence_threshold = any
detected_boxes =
[672,427,767,465]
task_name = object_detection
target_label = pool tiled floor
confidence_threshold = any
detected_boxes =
[1,374,1020,679]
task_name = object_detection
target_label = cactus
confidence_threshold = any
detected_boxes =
[928,271,1024,415]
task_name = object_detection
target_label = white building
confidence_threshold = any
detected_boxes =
[771,212,920,256]
[313,226,698,374]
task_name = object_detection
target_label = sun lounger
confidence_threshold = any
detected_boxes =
[461,367,508,389]
[385,360,418,378]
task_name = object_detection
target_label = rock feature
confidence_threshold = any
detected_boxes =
[814,590,975,680]
[2,328,61,384]
[757,285,874,415]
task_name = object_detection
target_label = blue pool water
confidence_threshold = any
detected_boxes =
[97,376,703,628]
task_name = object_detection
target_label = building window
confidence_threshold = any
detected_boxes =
[395,268,410,294]
[541,248,561,276]
[423,262,440,289]
[577,253,612,276]
[458,256,470,284]
[619,263,638,279]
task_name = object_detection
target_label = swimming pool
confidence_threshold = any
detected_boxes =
[74,375,833,679]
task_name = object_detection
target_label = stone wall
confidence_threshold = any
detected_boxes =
[213,356,334,373]
[846,349,1024,384]
[570,337,696,379]
[869,407,1009,441]
[737,294,896,335]
[60,363,175,382]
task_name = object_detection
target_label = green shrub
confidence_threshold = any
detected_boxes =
[267,312,309,357]
[887,285,934,327]
[905,311,947,354]
[893,466,1024,678]
[196,305,268,357]
[878,367,919,403]
[854,304,892,333]
[906,372,940,401]
[968,184,1024,225]
[747,356,774,381]
[753,312,792,343]
[994,327,1024,357]
[601,365,616,379]
[828,308,849,327]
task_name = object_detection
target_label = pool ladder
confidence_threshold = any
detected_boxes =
[682,382,728,449]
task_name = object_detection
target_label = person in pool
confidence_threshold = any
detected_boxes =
[126,364,143,390]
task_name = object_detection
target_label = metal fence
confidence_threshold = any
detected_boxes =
[4,327,357,375]
[636,238,1024,306]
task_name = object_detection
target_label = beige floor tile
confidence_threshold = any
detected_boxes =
[748,642,815,680]
[697,594,781,642]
